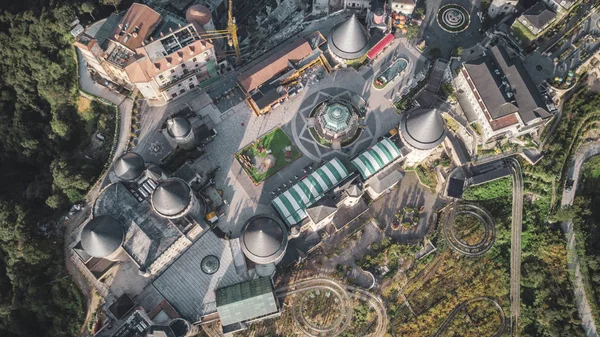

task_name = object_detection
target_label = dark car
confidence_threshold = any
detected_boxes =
[566,179,574,192]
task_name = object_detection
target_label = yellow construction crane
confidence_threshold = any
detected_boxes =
[199,0,241,64]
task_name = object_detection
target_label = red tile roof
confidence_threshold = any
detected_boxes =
[237,39,313,92]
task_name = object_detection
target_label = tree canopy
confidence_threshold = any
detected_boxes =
[0,1,120,336]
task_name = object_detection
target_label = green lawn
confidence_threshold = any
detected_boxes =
[235,128,301,184]
[511,20,536,44]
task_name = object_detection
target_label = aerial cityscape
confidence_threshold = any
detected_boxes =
[1,0,600,336]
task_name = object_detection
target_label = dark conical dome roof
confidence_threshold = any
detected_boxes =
[166,117,192,139]
[81,215,124,258]
[114,152,145,181]
[241,215,288,265]
[400,108,447,150]
[151,178,191,217]
[328,14,370,60]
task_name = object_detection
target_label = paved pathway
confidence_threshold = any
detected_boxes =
[561,142,600,337]
[77,50,133,163]
[180,39,425,236]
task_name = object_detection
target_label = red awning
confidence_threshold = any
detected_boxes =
[367,33,395,60]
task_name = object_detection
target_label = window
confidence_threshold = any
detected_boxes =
[170,69,175,73]
[172,93,177,98]
[159,75,164,80]
[183,69,189,74]
[181,63,186,68]
[179,89,185,94]
[193,57,197,62]
[189,84,195,89]
[195,63,199,67]
[178,83,182,87]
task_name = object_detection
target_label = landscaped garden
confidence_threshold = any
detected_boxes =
[511,20,535,44]
[235,128,300,184]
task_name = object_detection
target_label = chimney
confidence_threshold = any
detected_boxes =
[154,63,160,70]
[132,32,138,38]
[178,23,182,28]
[160,32,164,37]
[169,27,173,33]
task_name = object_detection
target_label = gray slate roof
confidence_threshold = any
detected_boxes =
[166,117,192,139]
[523,1,556,29]
[400,108,447,150]
[464,57,519,119]
[490,45,551,124]
[306,197,338,224]
[241,215,288,265]
[216,277,278,327]
[81,215,124,258]
[328,14,370,60]
[93,183,182,268]
[152,230,247,321]
[366,167,404,194]
[151,178,192,217]
[114,152,145,181]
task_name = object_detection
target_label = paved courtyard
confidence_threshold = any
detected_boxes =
[131,38,431,240]
[421,0,485,59]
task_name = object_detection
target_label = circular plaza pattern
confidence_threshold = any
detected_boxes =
[292,87,376,161]
[437,4,470,33]
[310,99,362,148]
[442,203,495,256]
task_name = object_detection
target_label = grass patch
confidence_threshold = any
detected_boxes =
[463,177,511,201]
[511,20,536,44]
[235,128,301,184]
[346,54,368,69]
[407,165,437,190]
[471,122,483,136]
[77,95,92,113]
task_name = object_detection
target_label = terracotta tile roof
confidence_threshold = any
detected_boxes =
[125,39,213,83]
[112,3,161,51]
[490,114,519,130]
[237,39,313,92]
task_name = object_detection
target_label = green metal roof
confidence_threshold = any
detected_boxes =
[216,278,278,326]
[351,138,401,179]
[272,158,350,226]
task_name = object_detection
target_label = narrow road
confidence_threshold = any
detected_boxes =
[561,142,600,337]
[507,157,524,337]
[77,50,133,163]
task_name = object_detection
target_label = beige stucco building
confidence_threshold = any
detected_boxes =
[74,3,220,102]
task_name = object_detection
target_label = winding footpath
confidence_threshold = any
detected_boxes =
[561,142,600,337]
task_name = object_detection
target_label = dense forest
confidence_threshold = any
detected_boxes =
[573,156,600,327]
[0,1,122,336]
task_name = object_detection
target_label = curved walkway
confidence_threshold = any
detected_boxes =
[275,277,387,337]
[561,142,600,337]
[442,203,496,256]
[433,297,506,337]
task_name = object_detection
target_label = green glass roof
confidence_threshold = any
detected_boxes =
[320,102,352,132]
[216,278,278,326]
